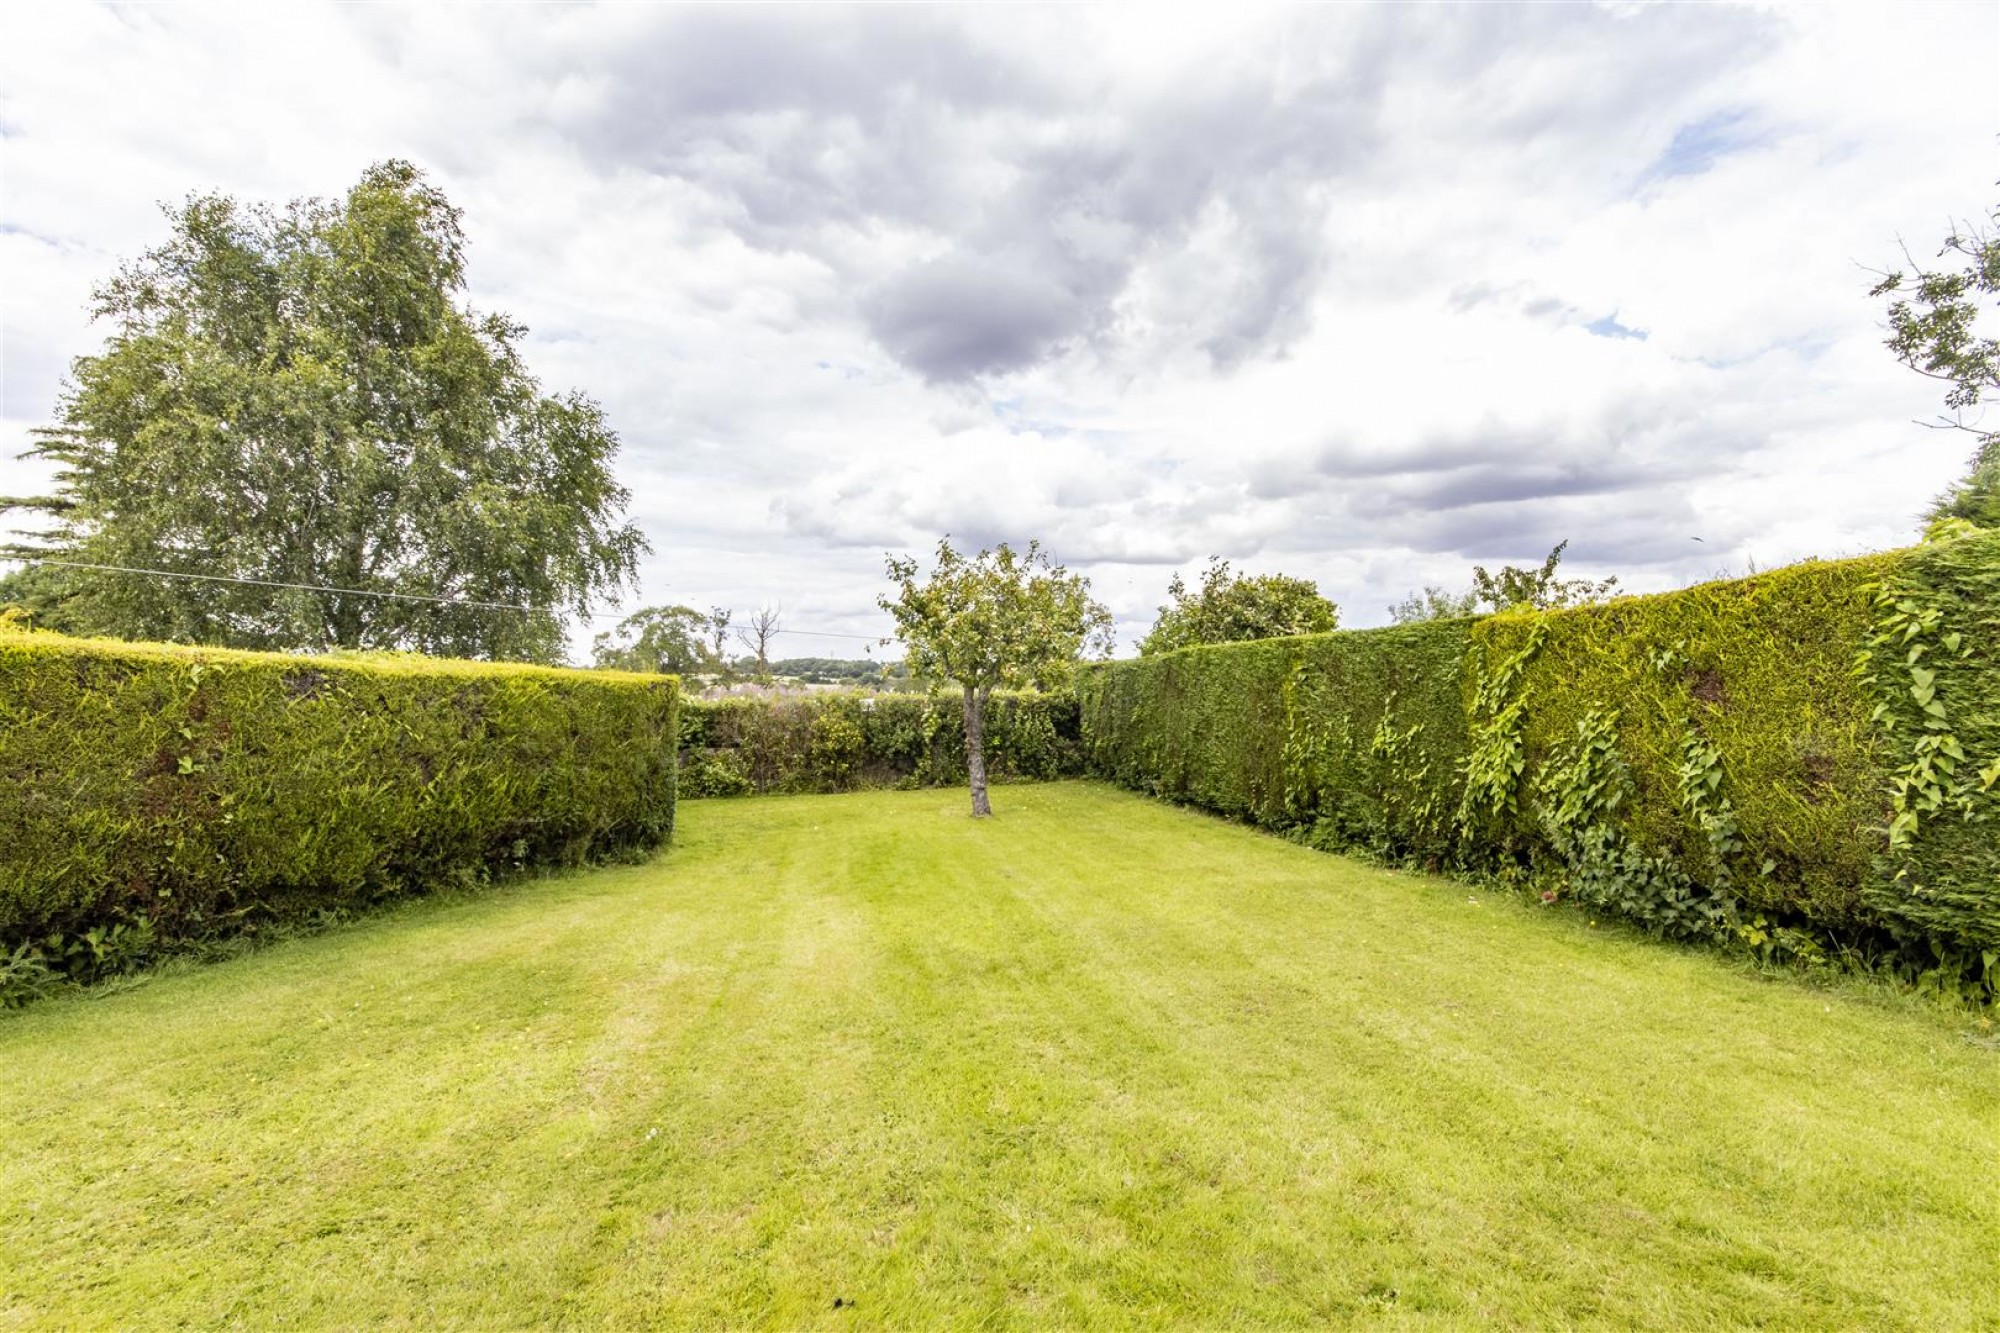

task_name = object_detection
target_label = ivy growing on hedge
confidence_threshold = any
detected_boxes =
[678,691,1083,797]
[1080,531,2000,988]
[1854,533,2000,954]
[0,629,680,964]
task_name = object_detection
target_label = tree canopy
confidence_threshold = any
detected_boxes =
[1139,558,1339,655]
[1390,540,1618,623]
[591,605,720,675]
[0,160,645,662]
[880,538,1111,816]
[1870,200,2000,534]
[1386,584,1480,624]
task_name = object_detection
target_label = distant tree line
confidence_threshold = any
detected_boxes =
[589,605,919,687]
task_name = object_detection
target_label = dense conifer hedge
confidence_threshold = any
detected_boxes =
[0,630,679,958]
[679,691,1082,797]
[1080,532,2000,978]
[1081,621,1473,863]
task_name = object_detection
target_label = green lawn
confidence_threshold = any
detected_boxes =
[2,784,1996,1328]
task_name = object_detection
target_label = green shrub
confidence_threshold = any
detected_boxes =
[678,746,754,799]
[679,691,1083,797]
[808,709,867,790]
[0,941,59,1009]
[0,630,679,955]
[1081,533,2000,977]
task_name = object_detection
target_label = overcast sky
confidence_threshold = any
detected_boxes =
[3,2,1995,658]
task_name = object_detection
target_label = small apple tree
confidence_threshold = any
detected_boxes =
[880,538,1111,817]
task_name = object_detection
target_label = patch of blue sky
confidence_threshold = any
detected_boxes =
[988,396,1073,438]
[0,222,74,249]
[1585,313,1647,341]
[1697,334,1833,371]
[1643,109,1768,183]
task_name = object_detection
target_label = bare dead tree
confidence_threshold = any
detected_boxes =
[736,605,781,678]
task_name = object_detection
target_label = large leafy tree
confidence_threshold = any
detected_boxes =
[1140,557,1338,655]
[1870,200,2000,534]
[881,538,1111,817]
[591,605,720,675]
[0,160,645,661]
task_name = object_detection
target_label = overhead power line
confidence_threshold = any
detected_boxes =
[5,556,888,644]
[20,559,545,615]
[772,627,884,642]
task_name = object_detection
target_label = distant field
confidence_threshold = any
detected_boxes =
[3,784,1995,1328]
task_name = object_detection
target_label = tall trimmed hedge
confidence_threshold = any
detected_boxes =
[1857,533,2000,951]
[1082,621,1472,864]
[1465,553,1897,942]
[679,691,1082,797]
[1080,532,2000,969]
[0,631,679,951]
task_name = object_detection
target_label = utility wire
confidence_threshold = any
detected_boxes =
[7,556,887,643]
[22,559,546,615]
[771,627,885,642]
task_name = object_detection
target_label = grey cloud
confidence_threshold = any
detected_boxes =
[1246,429,1589,501]
[1283,481,1706,567]
[1406,499,1715,568]
[1237,396,1735,568]
[1046,536,1190,566]
[534,9,1400,380]
[515,3,1780,383]
[767,502,912,555]
[577,9,1047,125]
[1374,459,1667,513]
[540,11,1054,240]
[1198,216,1326,370]
[864,250,1091,382]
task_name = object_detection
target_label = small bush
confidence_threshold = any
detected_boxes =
[48,916,159,984]
[0,941,59,1009]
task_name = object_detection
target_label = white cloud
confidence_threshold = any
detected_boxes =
[1,1,1992,656]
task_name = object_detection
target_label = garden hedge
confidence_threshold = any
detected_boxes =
[1080,531,2000,971]
[679,691,1083,797]
[1080,621,1472,864]
[0,629,679,954]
